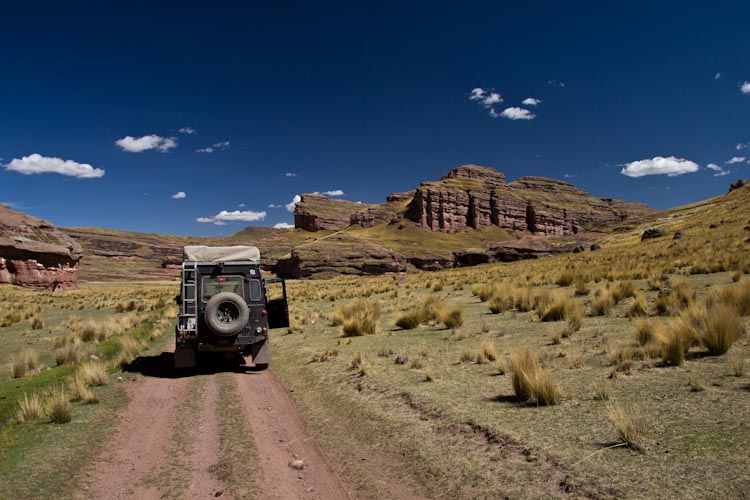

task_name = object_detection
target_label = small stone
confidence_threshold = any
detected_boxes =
[288,459,305,470]
[88,354,100,361]
[117,376,123,382]
[395,355,408,365]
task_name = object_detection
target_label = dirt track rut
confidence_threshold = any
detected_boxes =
[79,350,352,500]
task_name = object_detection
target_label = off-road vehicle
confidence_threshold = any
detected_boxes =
[174,245,289,370]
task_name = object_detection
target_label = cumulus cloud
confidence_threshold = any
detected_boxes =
[736,142,748,150]
[741,81,750,94]
[286,194,301,212]
[273,222,295,229]
[715,72,721,80]
[196,209,267,225]
[547,79,566,87]
[522,98,542,106]
[468,88,503,108]
[4,153,105,178]
[620,156,700,178]
[179,127,196,135]
[196,141,231,153]
[284,172,298,177]
[171,191,186,199]
[116,135,177,153]
[499,107,536,120]
[322,189,345,196]
[707,163,730,176]
[726,156,746,164]
[563,173,578,179]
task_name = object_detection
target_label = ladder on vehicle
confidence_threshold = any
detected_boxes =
[179,262,198,336]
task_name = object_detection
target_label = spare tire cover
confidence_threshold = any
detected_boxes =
[204,292,249,336]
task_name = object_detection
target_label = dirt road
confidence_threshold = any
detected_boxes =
[78,349,353,500]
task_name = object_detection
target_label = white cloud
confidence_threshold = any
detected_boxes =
[273,222,295,229]
[196,209,267,225]
[268,203,282,208]
[179,127,196,135]
[563,173,578,179]
[499,107,536,120]
[238,203,245,207]
[522,98,542,106]
[468,87,503,108]
[115,134,177,153]
[547,79,566,87]
[5,153,105,178]
[488,108,500,118]
[715,72,721,80]
[286,194,301,212]
[171,191,186,199]
[620,156,700,178]
[322,189,345,196]
[707,163,730,177]
[736,142,748,150]
[196,140,231,154]
[726,156,746,164]
[284,172,298,177]
[741,81,750,94]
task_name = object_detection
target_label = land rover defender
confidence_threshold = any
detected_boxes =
[174,245,289,370]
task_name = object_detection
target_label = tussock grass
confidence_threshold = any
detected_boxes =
[608,403,648,452]
[333,300,381,336]
[509,348,561,405]
[16,393,43,422]
[574,276,590,296]
[45,387,73,424]
[309,349,338,363]
[477,342,498,364]
[610,280,636,304]
[555,270,575,287]
[706,280,750,316]
[68,374,98,404]
[659,325,685,366]
[11,348,38,378]
[79,362,109,386]
[629,293,648,317]
[54,342,82,366]
[699,304,744,355]
[350,352,367,376]
[438,305,464,328]
[118,337,143,366]
[590,289,614,316]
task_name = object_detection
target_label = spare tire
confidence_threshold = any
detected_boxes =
[204,292,249,336]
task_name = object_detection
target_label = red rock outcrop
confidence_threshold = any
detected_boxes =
[293,194,373,231]
[0,205,82,290]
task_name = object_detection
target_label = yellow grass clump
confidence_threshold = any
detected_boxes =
[608,403,648,452]
[509,348,561,405]
[16,393,43,423]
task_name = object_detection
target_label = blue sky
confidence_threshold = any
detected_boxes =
[1,1,748,236]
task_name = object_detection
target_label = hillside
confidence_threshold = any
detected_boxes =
[35,164,706,281]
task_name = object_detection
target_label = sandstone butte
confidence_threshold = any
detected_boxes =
[276,165,657,277]
[0,204,82,291]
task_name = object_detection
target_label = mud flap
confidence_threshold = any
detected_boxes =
[174,347,197,369]
[249,340,271,365]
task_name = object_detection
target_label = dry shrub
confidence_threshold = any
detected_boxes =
[309,349,338,363]
[731,355,747,377]
[68,374,97,403]
[660,325,685,366]
[731,270,742,282]
[608,403,648,452]
[0,310,23,327]
[593,382,610,401]
[79,362,109,386]
[537,290,569,321]
[54,342,81,366]
[629,293,648,317]
[45,387,73,424]
[438,305,464,328]
[699,304,744,355]
[635,318,662,346]
[510,348,561,405]
[334,300,381,336]
[30,316,44,330]
[11,348,38,378]
[350,353,367,376]
[477,342,498,364]
[118,337,142,366]
[555,270,575,287]
[16,393,43,423]
[590,289,614,316]
[460,349,475,363]
[488,294,512,314]
[395,309,423,329]
[574,276,590,296]
[706,280,750,316]
[610,280,636,304]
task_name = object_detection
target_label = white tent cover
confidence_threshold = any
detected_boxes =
[183,245,260,262]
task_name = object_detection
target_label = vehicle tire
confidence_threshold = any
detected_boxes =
[204,292,249,336]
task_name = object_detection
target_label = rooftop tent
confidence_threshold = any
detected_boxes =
[183,245,261,263]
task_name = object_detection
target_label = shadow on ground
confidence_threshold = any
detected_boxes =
[123,352,265,379]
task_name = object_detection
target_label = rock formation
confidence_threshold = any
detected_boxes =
[0,204,83,290]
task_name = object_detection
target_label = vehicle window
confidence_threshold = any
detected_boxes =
[201,276,244,302]
[249,279,261,302]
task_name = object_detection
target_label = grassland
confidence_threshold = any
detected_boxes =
[0,282,177,498]
[268,187,750,499]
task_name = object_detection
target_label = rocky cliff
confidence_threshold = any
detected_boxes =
[0,205,82,290]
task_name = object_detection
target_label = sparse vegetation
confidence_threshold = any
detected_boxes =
[608,403,648,452]
[509,348,561,405]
